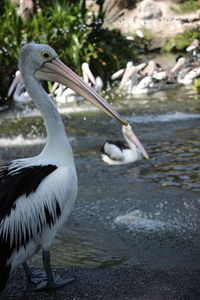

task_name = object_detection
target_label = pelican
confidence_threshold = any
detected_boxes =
[119,61,147,91]
[119,62,138,90]
[94,76,104,92]
[7,70,32,104]
[140,60,167,81]
[140,60,161,77]
[82,63,104,92]
[111,62,137,83]
[0,43,128,292]
[81,62,96,86]
[119,60,167,94]
[101,124,149,165]
[51,83,82,103]
[171,56,200,85]
[52,62,103,103]
[186,39,199,60]
[131,75,160,94]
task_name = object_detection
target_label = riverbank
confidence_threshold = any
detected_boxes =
[102,0,200,48]
[1,267,200,299]
[104,0,200,40]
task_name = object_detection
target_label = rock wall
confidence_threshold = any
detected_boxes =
[102,0,200,46]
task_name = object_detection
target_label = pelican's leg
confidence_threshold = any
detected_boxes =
[22,262,46,284]
[36,250,74,290]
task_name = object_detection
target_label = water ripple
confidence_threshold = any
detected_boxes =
[128,112,200,124]
[144,140,200,191]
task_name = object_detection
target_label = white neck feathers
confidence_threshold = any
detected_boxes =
[21,72,74,166]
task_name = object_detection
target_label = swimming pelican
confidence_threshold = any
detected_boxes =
[119,60,167,94]
[7,70,32,104]
[119,61,147,90]
[186,39,199,60]
[101,124,149,165]
[51,83,82,103]
[131,75,160,94]
[171,56,200,85]
[52,62,103,103]
[140,60,167,82]
[94,76,104,92]
[81,62,96,86]
[82,63,104,92]
[119,62,138,90]
[0,43,128,292]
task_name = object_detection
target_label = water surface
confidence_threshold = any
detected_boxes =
[0,84,200,269]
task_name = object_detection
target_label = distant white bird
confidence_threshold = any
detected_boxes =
[171,56,200,85]
[119,61,147,90]
[81,62,96,86]
[140,60,167,81]
[101,124,149,165]
[131,75,159,94]
[111,68,125,81]
[52,62,103,103]
[82,62,104,92]
[119,62,138,90]
[0,43,128,293]
[52,83,82,103]
[7,70,32,103]
[94,76,104,92]
[119,60,168,94]
[186,39,199,59]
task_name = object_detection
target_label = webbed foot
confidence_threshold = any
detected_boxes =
[36,276,74,290]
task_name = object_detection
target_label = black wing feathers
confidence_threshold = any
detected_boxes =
[0,164,59,293]
[0,164,57,220]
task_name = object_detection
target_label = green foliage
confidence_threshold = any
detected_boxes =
[163,30,200,52]
[87,28,137,82]
[193,78,200,94]
[0,0,137,100]
[171,0,200,14]
[0,1,23,67]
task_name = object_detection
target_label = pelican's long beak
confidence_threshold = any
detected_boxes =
[171,58,185,73]
[126,127,149,159]
[7,71,21,97]
[35,58,128,126]
[82,63,96,85]
[51,81,59,94]
[120,65,135,89]
[111,68,125,80]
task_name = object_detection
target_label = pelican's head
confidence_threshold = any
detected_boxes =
[19,43,128,126]
[122,124,149,159]
[19,43,57,77]
[171,56,186,73]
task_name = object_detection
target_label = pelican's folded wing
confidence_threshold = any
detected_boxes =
[101,141,127,161]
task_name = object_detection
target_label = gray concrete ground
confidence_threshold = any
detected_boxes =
[1,267,200,299]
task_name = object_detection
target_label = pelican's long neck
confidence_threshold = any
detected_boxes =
[124,134,140,158]
[22,73,73,164]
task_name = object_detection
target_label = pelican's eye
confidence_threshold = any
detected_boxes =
[41,51,52,59]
